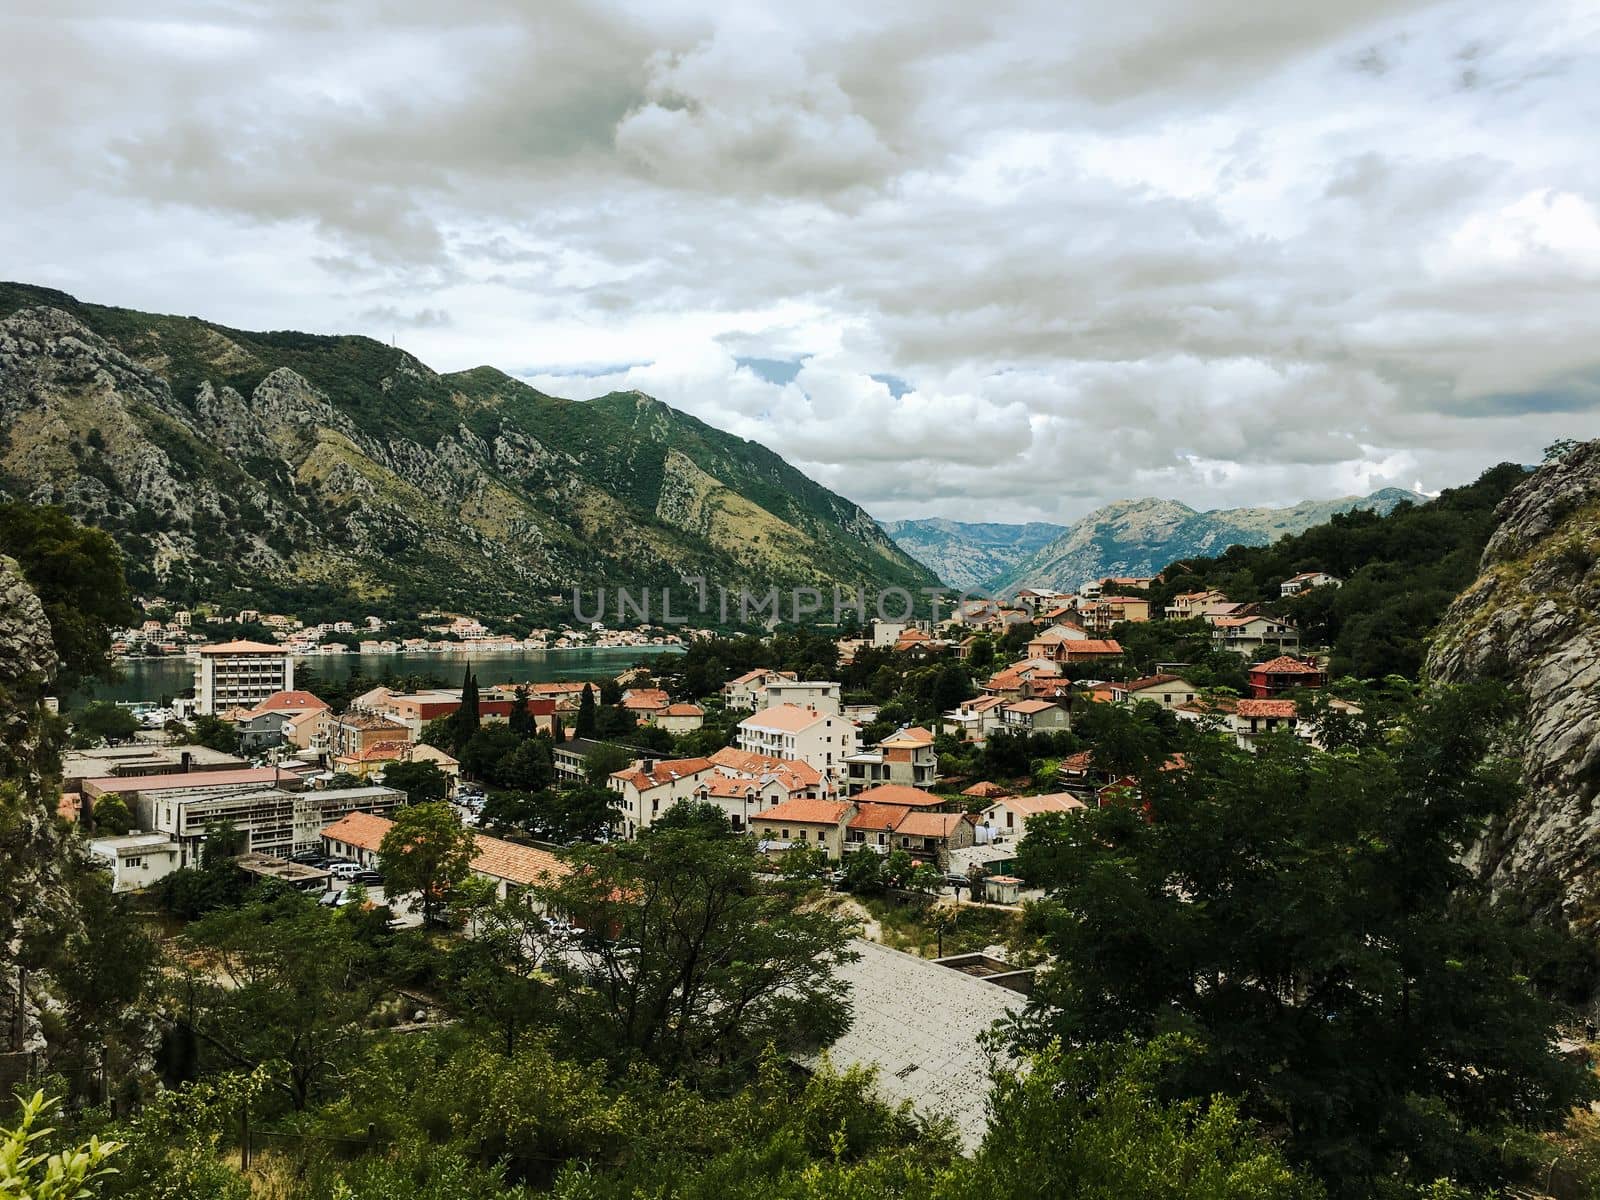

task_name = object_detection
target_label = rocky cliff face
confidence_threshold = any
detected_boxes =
[0,282,936,617]
[0,555,75,1057]
[1429,440,1600,922]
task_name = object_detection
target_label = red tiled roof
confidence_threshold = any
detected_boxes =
[1118,673,1184,692]
[1237,699,1299,719]
[320,810,392,852]
[1060,639,1123,656]
[610,756,714,791]
[1250,656,1321,675]
[660,702,704,717]
[961,780,1011,798]
[320,812,570,885]
[847,802,909,832]
[851,784,945,809]
[893,811,969,838]
[82,766,284,797]
[708,747,824,787]
[752,799,850,826]
[996,793,1086,817]
[739,703,832,732]
[196,639,287,654]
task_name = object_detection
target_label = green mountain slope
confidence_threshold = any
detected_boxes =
[0,283,935,619]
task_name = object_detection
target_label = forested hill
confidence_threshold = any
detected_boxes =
[0,282,936,619]
[1148,461,1530,678]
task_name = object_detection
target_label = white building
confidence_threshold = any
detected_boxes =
[1280,571,1343,597]
[720,669,797,711]
[607,756,716,837]
[134,782,403,864]
[737,704,858,784]
[194,640,294,715]
[88,832,182,892]
[762,680,842,716]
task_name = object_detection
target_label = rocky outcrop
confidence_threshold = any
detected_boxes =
[1428,440,1600,922]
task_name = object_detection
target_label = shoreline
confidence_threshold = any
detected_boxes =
[114,643,686,664]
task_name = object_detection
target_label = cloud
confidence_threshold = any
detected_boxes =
[3,0,1600,524]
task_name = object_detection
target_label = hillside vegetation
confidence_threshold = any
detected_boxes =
[0,282,936,621]
[1149,462,1529,678]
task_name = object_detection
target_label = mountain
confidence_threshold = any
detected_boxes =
[0,284,936,620]
[989,490,1425,595]
[1428,440,1600,921]
[881,518,1067,589]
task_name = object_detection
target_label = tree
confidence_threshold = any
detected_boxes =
[72,702,139,746]
[382,758,450,805]
[0,500,138,685]
[178,892,382,1109]
[456,667,481,747]
[1014,684,1594,1196]
[87,793,133,835]
[841,848,886,893]
[458,724,520,784]
[495,736,554,792]
[447,876,556,1054]
[536,824,857,1082]
[575,684,597,738]
[582,743,633,786]
[379,801,477,927]
[186,713,240,755]
[508,686,534,738]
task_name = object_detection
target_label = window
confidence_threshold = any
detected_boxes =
[126,856,143,867]
[781,828,790,839]
[1005,811,1014,828]
[816,830,825,842]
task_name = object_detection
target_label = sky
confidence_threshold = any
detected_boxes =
[4,0,1600,525]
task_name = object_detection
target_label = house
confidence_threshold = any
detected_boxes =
[1229,699,1301,751]
[721,669,798,711]
[234,690,331,752]
[1211,615,1301,656]
[193,640,294,715]
[552,737,632,784]
[887,810,976,860]
[750,798,855,857]
[320,811,569,901]
[653,702,705,733]
[1247,655,1327,698]
[942,695,1007,743]
[1164,590,1233,620]
[88,832,182,893]
[607,756,716,837]
[331,711,414,758]
[981,792,1087,841]
[335,741,462,788]
[1024,623,1089,660]
[1076,596,1151,634]
[1000,699,1070,733]
[1014,588,1071,612]
[709,747,830,800]
[368,690,515,737]
[961,780,1011,801]
[850,783,952,811]
[621,688,671,721]
[285,707,334,754]
[736,704,857,784]
[1280,571,1342,597]
[841,725,939,794]
[1109,674,1200,710]
[763,680,842,715]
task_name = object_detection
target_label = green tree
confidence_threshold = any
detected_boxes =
[72,702,139,746]
[86,793,133,835]
[1015,684,1594,1195]
[575,684,597,739]
[536,824,857,1082]
[508,685,534,738]
[496,737,554,792]
[456,667,481,747]
[0,500,138,685]
[448,876,556,1054]
[382,758,450,805]
[459,724,520,784]
[178,893,381,1109]
[379,801,477,927]
[581,743,633,786]
[186,714,240,755]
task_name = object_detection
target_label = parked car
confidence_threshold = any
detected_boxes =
[330,862,362,880]
[351,871,384,887]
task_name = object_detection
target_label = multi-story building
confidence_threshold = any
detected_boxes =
[841,726,940,794]
[131,780,403,864]
[720,669,798,711]
[762,680,842,716]
[736,704,858,784]
[194,640,294,715]
[607,756,715,837]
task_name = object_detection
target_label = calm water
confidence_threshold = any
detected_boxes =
[73,645,683,710]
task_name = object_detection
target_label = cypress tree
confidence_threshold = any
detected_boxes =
[576,683,597,739]
[457,665,481,747]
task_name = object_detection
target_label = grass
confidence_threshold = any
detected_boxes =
[857,894,1022,959]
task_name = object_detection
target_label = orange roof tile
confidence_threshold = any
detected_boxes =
[961,780,1011,798]
[196,639,287,654]
[894,811,969,838]
[610,756,714,791]
[847,803,909,832]
[851,784,946,809]
[751,799,851,826]
[995,793,1086,817]
[1251,656,1321,675]
[739,703,833,733]
[1237,699,1299,718]
[247,690,330,715]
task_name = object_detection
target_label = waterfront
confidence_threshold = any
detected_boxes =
[74,645,683,709]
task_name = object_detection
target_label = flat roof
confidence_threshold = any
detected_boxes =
[799,939,1021,1151]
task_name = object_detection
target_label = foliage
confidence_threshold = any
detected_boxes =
[177,892,384,1110]
[71,703,138,747]
[1148,463,1528,678]
[575,684,597,739]
[378,801,477,927]
[185,714,240,755]
[535,823,857,1082]
[380,758,449,805]
[0,500,137,685]
[582,743,634,786]
[0,1091,122,1200]
[85,793,132,835]
[1014,683,1594,1195]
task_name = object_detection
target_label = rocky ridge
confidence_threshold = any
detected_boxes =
[1429,439,1600,922]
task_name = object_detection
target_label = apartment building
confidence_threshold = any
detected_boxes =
[193,640,294,715]
[736,704,858,784]
[841,725,939,795]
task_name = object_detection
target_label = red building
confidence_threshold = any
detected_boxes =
[1247,655,1327,699]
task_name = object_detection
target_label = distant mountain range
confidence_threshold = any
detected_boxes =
[0,283,937,619]
[878,519,1067,590]
[889,491,1425,593]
